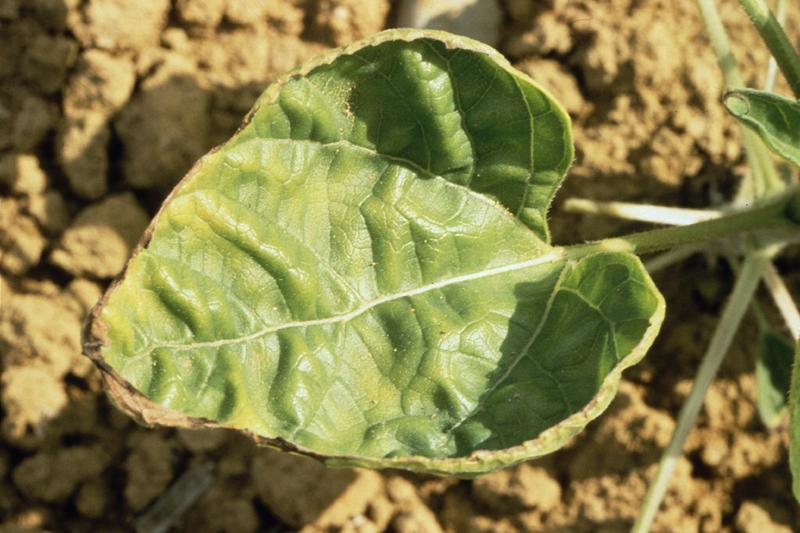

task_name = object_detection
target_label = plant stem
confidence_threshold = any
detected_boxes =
[696,0,744,87]
[763,0,786,92]
[737,0,800,98]
[644,244,705,273]
[748,135,784,198]
[566,188,800,258]
[750,297,770,332]
[631,250,771,533]
[694,0,782,198]
[763,261,800,338]
[564,198,722,225]
[134,462,214,533]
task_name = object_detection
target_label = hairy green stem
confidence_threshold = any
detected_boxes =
[694,0,782,198]
[567,188,800,259]
[763,0,787,92]
[631,250,771,532]
[737,0,800,98]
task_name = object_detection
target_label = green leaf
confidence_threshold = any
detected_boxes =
[756,331,794,428]
[790,340,800,501]
[724,88,800,167]
[83,29,664,476]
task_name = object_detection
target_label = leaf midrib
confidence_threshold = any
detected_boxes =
[120,248,567,361]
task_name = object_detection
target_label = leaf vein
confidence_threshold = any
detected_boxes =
[124,250,566,362]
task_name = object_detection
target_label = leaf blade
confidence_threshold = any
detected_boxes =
[756,331,795,428]
[84,29,663,475]
[724,88,800,167]
[246,29,574,241]
[791,339,800,501]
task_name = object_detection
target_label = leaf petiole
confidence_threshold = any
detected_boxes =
[565,188,800,259]
[762,0,786,93]
[736,0,800,98]
[694,0,783,198]
[564,198,723,225]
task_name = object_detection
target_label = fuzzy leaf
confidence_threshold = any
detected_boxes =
[724,88,800,167]
[83,29,664,475]
[756,331,794,427]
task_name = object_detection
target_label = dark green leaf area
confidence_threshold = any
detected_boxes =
[247,37,572,241]
[756,331,794,428]
[450,254,659,455]
[724,88,800,167]
[790,340,800,501]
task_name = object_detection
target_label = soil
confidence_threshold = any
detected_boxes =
[1,0,799,532]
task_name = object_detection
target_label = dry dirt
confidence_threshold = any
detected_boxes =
[1,0,799,531]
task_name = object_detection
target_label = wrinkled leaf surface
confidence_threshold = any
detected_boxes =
[84,29,664,475]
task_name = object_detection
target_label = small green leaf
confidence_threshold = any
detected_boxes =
[790,340,800,501]
[756,331,794,428]
[83,29,664,476]
[723,88,800,167]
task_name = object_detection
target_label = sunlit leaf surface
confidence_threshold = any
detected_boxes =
[84,30,664,475]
